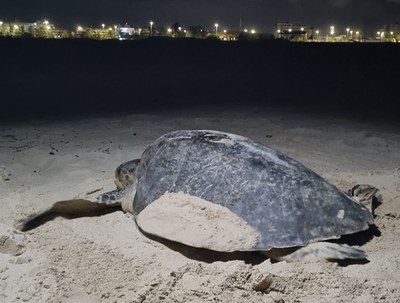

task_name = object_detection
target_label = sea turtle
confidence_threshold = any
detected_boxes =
[95,130,377,262]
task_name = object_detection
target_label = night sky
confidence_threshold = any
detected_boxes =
[2,0,400,33]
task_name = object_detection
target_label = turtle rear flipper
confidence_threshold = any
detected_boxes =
[351,184,382,215]
[266,242,367,262]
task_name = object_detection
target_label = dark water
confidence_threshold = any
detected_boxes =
[1,37,399,123]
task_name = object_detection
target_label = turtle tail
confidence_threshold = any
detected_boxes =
[268,242,368,262]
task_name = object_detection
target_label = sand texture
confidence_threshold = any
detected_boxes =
[137,191,260,252]
[1,108,400,302]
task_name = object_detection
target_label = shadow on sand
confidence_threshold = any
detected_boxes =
[18,199,122,232]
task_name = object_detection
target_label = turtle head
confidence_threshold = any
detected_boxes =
[96,159,140,214]
[114,159,141,189]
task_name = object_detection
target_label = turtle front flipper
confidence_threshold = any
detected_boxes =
[97,184,136,214]
[97,188,127,205]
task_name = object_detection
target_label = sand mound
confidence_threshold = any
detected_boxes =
[136,191,260,252]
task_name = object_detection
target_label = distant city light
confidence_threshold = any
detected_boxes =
[0,16,397,42]
[150,21,154,35]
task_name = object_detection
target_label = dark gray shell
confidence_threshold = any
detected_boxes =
[132,130,373,251]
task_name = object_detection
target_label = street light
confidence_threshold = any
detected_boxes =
[315,30,320,41]
[102,23,105,29]
[150,21,154,36]
[214,23,219,34]
[355,31,360,41]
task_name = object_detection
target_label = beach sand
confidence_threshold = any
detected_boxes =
[1,107,400,302]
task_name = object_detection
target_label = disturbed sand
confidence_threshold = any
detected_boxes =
[1,108,400,302]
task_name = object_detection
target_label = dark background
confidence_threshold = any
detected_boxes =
[1,38,399,124]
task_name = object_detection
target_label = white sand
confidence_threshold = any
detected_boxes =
[136,191,260,252]
[1,108,400,302]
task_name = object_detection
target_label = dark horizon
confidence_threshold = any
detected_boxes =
[1,38,399,124]
[2,0,400,34]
